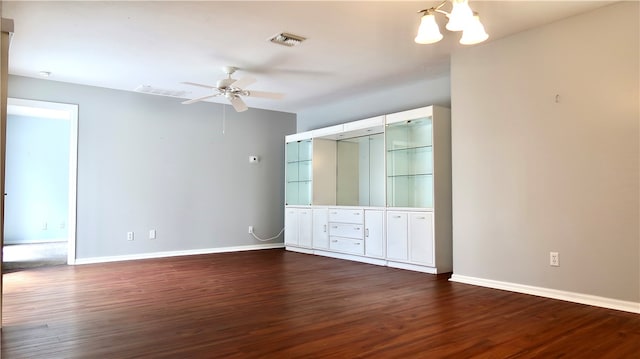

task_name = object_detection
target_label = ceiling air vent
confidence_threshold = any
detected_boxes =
[134,85,190,98]
[268,32,306,47]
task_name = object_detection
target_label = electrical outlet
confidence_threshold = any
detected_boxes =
[149,229,156,239]
[550,252,559,266]
[127,231,134,241]
[248,226,253,234]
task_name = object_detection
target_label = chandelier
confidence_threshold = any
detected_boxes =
[415,0,489,45]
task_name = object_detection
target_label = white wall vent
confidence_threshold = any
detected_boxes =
[268,32,306,47]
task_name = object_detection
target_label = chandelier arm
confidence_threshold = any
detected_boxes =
[434,0,449,11]
[434,8,450,16]
[418,1,451,16]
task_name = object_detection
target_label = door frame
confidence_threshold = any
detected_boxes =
[6,98,79,264]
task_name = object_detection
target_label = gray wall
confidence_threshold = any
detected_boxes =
[450,1,639,302]
[297,75,450,131]
[5,114,69,244]
[9,75,296,260]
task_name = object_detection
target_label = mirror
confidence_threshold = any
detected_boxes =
[336,133,384,206]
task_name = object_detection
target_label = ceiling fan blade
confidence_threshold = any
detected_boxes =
[246,90,285,100]
[229,76,256,90]
[181,81,217,89]
[229,96,248,112]
[182,94,219,105]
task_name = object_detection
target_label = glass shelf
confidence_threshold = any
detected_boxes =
[286,140,313,205]
[386,116,434,208]
[386,145,433,153]
[387,173,433,177]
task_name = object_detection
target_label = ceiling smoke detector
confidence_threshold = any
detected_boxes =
[268,32,306,47]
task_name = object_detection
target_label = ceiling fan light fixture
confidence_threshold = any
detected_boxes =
[268,32,306,47]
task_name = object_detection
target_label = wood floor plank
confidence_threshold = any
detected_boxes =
[2,249,638,358]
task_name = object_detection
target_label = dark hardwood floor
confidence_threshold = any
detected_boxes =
[2,249,638,358]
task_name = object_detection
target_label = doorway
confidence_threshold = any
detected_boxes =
[3,98,78,270]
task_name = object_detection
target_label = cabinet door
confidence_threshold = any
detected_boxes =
[312,208,329,249]
[409,212,434,266]
[365,210,384,258]
[284,208,299,246]
[386,212,408,261]
[298,209,313,247]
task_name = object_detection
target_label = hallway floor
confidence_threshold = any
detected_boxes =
[2,242,67,272]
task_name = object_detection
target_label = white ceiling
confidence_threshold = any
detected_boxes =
[3,1,612,113]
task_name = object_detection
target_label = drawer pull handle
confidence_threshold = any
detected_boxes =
[331,240,338,243]
[354,227,360,230]
[365,228,369,237]
[332,226,338,229]
[355,242,361,245]
[416,216,426,220]
[393,215,402,219]
[354,213,361,215]
[331,212,338,214]
[323,224,327,232]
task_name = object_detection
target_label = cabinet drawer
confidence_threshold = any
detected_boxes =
[329,222,364,239]
[328,209,364,224]
[329,236,365,255]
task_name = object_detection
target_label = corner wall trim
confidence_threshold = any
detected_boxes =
[74,243,285,265]
[449,274,640,314]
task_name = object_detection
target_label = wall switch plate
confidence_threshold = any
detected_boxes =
[248,226,253,234]
[149,229,156,239]
[127,231,134,241]
[41,222,48,230]
[550,252,559,266]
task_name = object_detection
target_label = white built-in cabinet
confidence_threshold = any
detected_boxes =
[386,211,434,266]
[284,106,451,274]
[312,208,329,249]
[284,207,312,248]
[364,210,384,258]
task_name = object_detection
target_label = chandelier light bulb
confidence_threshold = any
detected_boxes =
[459,14,489,45]
[446,0,474,32]
[415,13,443,44]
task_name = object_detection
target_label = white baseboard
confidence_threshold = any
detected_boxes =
[74,243,284,265]
[285,246,314,254]
[450,274,640,314]
[5,238,68,245]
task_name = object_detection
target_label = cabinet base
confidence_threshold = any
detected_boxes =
[285,246,441,274]
[285,246,314,255]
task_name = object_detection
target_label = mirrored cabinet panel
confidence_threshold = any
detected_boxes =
[336,133,385,207]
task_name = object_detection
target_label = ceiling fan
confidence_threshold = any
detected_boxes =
[181,66,284,112]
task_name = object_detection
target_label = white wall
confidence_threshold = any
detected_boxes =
[451,1,639,302]
[297,75,450,132]
[4,114,69,243]
[8,75,296,260]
